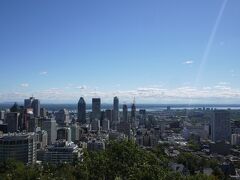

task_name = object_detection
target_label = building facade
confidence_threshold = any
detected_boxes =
[78,97,86,124]
[211,110,231,142]
[0,133,36,164]
[92,98,101,121]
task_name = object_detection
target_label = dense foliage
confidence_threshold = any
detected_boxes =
[0,140,217,180]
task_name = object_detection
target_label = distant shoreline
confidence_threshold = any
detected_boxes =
[1,103,240,111]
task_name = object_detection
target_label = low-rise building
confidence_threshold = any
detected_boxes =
[44,140,80,164]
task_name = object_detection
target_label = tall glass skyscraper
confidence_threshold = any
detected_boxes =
[24,97,40,117]
[92,98,101,121]
[211,110,231,142]
[113,97,119,122]
[78,97,86,124]
[122,104,128,122]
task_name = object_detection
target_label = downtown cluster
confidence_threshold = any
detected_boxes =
[1,96,240,179]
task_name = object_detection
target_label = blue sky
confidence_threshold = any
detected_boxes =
[0,0,240,103]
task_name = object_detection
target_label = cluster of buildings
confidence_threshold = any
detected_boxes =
[0,96,142,164]
[1,97,240,179]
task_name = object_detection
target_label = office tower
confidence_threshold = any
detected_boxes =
[131,102,136,123]
[10,102,20,112]
[101,111,105,121]
[32,99,40,117]
[57,127,71,142]
[91,119,100,131]
[22,108,34,131]
[40,108,47,117]
[0,133,36,165]
[105,109,112,122]
[92,98,101,121]
[70,123,80,142]
[35,129,48,149]
[113,97,119,122]
[102,119,110,131]
[0,111,5,120]
[55,109,70,125]
[27,117,39,132]
[24,97,40,117]
[24,97,34,108]
[122,104,128,122]
[5,112,20,133]
[139,109,147,126]
[42,118,57,145]
[78,97,86,124]
[211,110,231,142]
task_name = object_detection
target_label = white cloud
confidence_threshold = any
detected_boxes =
[20,83,29,87]
[183,60,194,65]
[39,71,48,75]
[2,84,240,103]
[218,82,229,85]
[76,85,87,90]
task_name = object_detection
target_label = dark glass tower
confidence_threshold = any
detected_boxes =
[211,110,231,142]
[113,97,119,122]
[78,97,86,124]
[131,102,136,124]
[24,97,40,117]
[122,104,128,122]
[92,98,101,121]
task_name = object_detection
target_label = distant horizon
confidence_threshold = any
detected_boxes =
[1,101,240,106]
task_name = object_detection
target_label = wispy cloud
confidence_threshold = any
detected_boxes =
[218,82,229,85]
[20,83,29,87]
[2,84,240,103]
[39,71,48,75]
[183,60,194,65]
[76,85,87,90]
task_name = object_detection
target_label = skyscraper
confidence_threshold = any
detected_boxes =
[78,97,86,124]
[122,104,128,122]
[55,109,70,125]
[24,97,40,117]
[32,99,40,117]
[211,110,231,142]
[92,98,101,121]
[0,110,5,120]
[5,112,20,133]
[24,97,34,108]
[113,97,119,122]
[139,109,147,126]
[131,102,136,124]
[42,118,57,145]
[105,109,112,122]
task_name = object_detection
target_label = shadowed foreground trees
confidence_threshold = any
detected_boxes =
[0,140,217,180]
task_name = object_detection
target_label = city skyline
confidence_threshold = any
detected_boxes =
[1,0,240,103]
